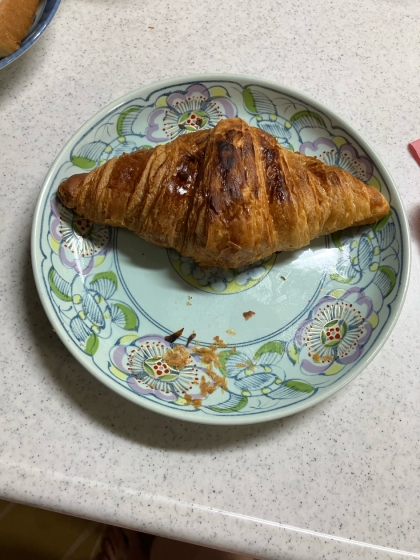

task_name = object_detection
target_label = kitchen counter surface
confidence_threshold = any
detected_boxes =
[1,1,420,558]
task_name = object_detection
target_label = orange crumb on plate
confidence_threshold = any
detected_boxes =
[243,310,255,321]
[163,346,190,369]
[213,335,228,348]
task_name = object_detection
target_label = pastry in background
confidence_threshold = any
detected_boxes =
[0,0,39,57]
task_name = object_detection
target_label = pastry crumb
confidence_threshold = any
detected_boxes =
[164,327,184,343]
[180,335,232,407]
[194,345,221,368]
[200,376,215,397]
[163,346,190,369]
[148,25,154,29]
[186,332,196,347]
[226,329,236,335]
[236,360,254,369]
[280,275,286,281]
[243,310,255,321]
[200,371,228,398]
[213,335,228,348]
[312,352,332,364]
[187,301,192,306]
[184,393,202,409]
[204,368,228,391]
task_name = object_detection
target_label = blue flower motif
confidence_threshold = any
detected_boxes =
[225,351,285,396]
[180,257,202,279]
[255,114,293,148]
[67,272,139,354]
[171,251,234,292]
[236,257,271,286]
[197,268,234,291]
[336,231,381,283]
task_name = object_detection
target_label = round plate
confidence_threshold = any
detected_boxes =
[31,74,410,425]
[0,0,61,70]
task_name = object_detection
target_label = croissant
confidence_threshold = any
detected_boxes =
[58,118,390,268]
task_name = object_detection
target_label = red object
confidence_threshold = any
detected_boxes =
[409,139,420,165]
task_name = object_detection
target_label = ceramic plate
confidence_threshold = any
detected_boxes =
[32,74,410,425]
[0,0,61,70]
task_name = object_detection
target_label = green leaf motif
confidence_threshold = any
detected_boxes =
[209,395,248,413]
[290,110,325,127]
[243,88,258,114]
[373,210,392,233]
[71,156,97,169]
[254,341,284,360]
[85,333,99,356]
[109,363,129,380]
[48,268,72,301]
[330,272,354,284]
[178,112,190,124]
[112,303,138,330]
[284,380,314,394]
[160,374,179,381]
[116,107,141,136]
[325,339,341,348]
[331,231,344,251]
[287,342,299,365]
[218,349,238,377]
[119,334,139,345]
[378,266,396,297]
[329,289,346,298]
[91,271,118,291]
[321,331,327,344]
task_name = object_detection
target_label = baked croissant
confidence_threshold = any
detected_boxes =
[58,118,390,268]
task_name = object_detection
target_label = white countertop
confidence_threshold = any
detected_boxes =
[1,1,420,558]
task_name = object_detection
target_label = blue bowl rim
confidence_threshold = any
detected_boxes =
[0,0,61,70]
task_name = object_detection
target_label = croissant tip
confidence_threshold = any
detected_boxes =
[58,173,88,209]
[368,185,391,221]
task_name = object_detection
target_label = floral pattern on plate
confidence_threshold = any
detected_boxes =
[146,84,237,142]
[300,137,373,182]
[168,250,276,294]
[296,288,375,376]
[33,77,408,424]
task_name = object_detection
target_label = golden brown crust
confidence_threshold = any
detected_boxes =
[58,118,390,268]
[0,0,39,57]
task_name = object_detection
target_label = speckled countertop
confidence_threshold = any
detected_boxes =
[1,1,420,558]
